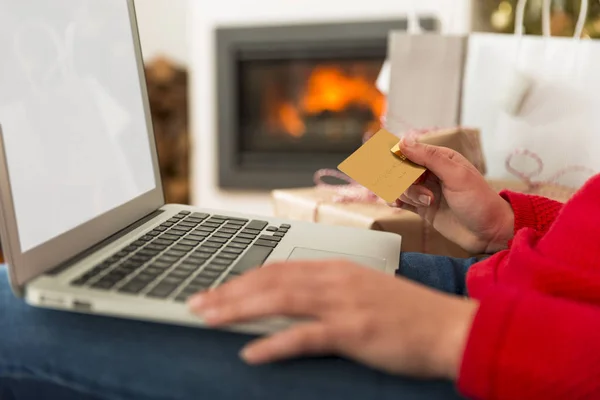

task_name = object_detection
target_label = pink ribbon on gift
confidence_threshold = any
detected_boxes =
[505,148,596,196]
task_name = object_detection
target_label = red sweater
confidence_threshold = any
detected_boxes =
[458,174,600,400]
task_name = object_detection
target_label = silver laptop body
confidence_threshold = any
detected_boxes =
[0,0,401,335]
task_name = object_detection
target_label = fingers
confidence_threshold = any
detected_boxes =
[398,138,471,185]
[189,261,335,325]
[404,185,434,207]
[241,323,332,364]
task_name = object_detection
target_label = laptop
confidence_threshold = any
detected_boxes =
[0,0,401,334]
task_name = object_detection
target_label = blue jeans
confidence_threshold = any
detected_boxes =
[0,253,480,400]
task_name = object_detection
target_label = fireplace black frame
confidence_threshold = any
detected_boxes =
[216,18,439,190]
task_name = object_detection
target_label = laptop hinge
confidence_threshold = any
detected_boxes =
[46,209,165,276]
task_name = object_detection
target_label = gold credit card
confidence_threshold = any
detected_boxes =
[338,129,426,203]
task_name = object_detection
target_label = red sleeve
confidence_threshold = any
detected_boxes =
[500,191,563,235]
[458,288,600,400]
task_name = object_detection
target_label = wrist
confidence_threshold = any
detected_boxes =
[485,199,515,253]
[437,298,479,381]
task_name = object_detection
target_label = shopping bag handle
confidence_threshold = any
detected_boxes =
[515,0,588,39]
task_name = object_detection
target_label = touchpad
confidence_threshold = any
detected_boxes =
[287,247,387,270]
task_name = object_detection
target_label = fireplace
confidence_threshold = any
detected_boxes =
[216,19,438,190]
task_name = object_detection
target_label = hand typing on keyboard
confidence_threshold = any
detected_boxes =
[188,260,478,382]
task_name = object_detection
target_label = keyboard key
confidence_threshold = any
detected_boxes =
[161,234,180,241]
[255,239,279,248]
[118,280,148,294]
[185,256,210,268]
[197,245,218,254]
[207,218,226,225]
[277,227,289,233]
[218,228,238,235]
[246,220,268,231]
[225,219,246,226]
[259,235,281,242]
[192,250,214,258]
[147,230,161,237]
[147,283,179,298]
[191,275,216,287]
[198,269,223,279]
[241,228,260,235]
[172,226,192,232]
[150,260,172,269]
[155,226,167,232]
[202,223,221,229]
[236,234,256,240]
[266,226,278,232]
[170,268,194,279]
[146,243,167,252]
[191,212,210,219]
[172,244,193,252]
[187,234,208,241]
[92,279,117,290]
[280,224,291,229]
[205,263,229,272]
[178,221,198,228]
[227,242,248,249]
[232,237,252,245]
[196,226,216,233]
[273,232,285,237]
[162,275,185,285]
[230,244,273,274]
[158,255,178,263]
[207,237,228,244]
[178,262,202,271]
[138,270,159,279]
[216,252,238,260]
[165,250,186,258]
[203,242,224,249]
[211,258,233,266]
[160,222,174,228]
[153,238,174,246]
[167,217,180,223]
[222,246,244,254]
[213,232,233,239]
[139,249,160,257]
[178,211,191,216]
[223,224,243,230]
[180,239,200,246]
[140,235,153,241]
[145,266,166,276]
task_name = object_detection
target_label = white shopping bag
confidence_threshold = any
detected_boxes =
[381,8,466,134]
[461,0,598,187]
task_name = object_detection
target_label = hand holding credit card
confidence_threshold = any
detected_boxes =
[337,129,427,203]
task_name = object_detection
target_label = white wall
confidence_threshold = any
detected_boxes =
[135,0,189,65]
[190,0,472,216]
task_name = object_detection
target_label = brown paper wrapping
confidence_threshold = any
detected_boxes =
[271,186,470,257]
[415,127,487,175]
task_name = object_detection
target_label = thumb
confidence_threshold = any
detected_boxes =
[398,137,465,184]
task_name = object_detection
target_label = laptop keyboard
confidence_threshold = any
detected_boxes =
[69,211,290,302]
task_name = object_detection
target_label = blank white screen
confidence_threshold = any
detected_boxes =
[0,0,156,252]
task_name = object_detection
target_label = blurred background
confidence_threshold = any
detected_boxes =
[136,0,598,217]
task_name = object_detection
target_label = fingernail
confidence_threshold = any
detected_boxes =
[418,195,431,206]
[188,294,206,309]
[402,136,416,147]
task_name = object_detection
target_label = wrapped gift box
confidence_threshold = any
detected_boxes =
[272,186,470,257]
[272,180,577,257]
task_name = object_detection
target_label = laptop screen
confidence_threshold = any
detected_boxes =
[0,0,157,253]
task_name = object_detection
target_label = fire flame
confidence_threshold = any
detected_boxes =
[272,65,385,138]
